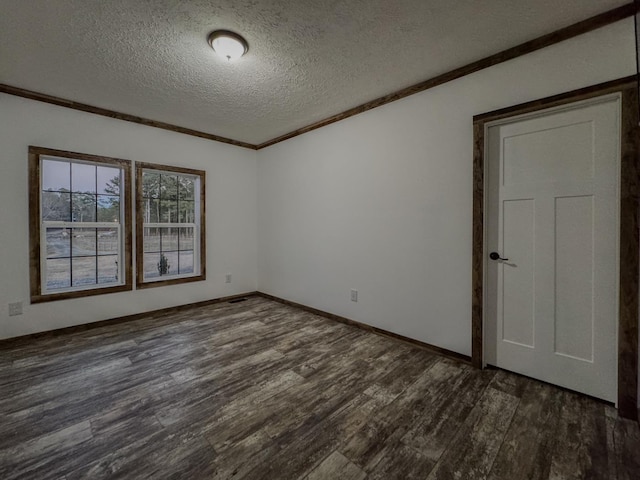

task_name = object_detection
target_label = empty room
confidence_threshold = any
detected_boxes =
[1,1,640,479]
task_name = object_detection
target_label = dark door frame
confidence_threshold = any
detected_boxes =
[471,76,639,420]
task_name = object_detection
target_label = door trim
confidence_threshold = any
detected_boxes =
[472,76,639,419]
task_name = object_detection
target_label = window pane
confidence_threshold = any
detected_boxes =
[45,228,71,258]
[42,191,70,221]
[71,163,96,194]
[98,228,119,255]
[178,227,194,251]
[144,253,160,280]
[97,195,120,222]
[144,227,160,252]
[97,255,119,284]
[142,172,160,198]
[160,200,178,223]
[97,166,120,195]
[178,200,195,223]
[42,159,70,192]
[71,193,96,222]
[160,175,178,201]
[179,251,194,275]
[46,258,71,290]
[161,228,179,251]
[72,228,97,256]
[178,177,195,201]
[72,257,97,286]
[143,198,160,223]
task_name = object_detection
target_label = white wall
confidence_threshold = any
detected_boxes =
[257,19,636,357]
[0,94,258,339]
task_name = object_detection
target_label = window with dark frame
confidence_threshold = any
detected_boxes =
[29,147,133,303]
[136,163,205,288]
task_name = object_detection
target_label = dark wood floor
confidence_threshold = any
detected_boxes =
[0,296,638,480]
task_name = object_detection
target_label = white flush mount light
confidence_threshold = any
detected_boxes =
[208,30,248,61]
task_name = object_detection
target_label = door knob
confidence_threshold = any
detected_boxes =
[489,252,509,261]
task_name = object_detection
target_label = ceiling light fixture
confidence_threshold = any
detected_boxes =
[208,30,248,62]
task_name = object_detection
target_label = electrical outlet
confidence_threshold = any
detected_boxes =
[225,273,232,284]
[350,289,358,302]
[8,301,23,316]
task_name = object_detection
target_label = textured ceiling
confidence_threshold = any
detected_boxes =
[0,0,630,145]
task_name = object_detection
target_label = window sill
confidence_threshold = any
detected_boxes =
[135,273,206,290]
[30,283,133,304]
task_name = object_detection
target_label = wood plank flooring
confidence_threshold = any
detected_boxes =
[0,296,638,479]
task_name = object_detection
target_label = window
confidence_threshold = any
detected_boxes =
[29,147,132,302]
[135,162,205,288]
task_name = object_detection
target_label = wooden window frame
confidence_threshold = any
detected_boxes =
[28,146,133,303]
[135,162,206,289]
[471,76,639,420]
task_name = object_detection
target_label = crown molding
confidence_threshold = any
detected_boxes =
[0,83,258,150]
[256,3,635,149]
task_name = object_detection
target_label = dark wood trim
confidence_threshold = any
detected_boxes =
[618,86,640,420]
[135,161,209,177]
[0,84,257,150]
[123,156,134,298]
[471,122,485,370]
[28,146,134,169]
[2,5,633,152]
[199,166,207,282]
[135,161,206,289]
[473,76,638,123]
[30,286,134,305]
[256,292,471,364]
[135,163,144,288]
[28,150,41,302]
[28,146,134,304]
[0,292,257,349]
[256,4,635,149]
[472,78,639,420]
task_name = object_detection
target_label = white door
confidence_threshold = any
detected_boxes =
[485,94,620,402]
